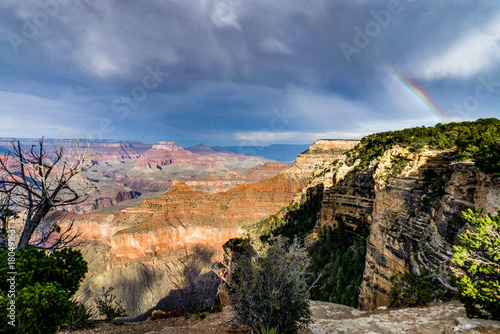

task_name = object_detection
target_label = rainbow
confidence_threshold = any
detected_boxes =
[382,66,448,124]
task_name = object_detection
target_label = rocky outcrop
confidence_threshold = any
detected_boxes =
[135,141,269,172]
[309,300,499,334]
[51,171,306,318]
[289,139,359,180]
[91,140,151,164]
[316,164,375,232]
[1,139,280,211]
[314,146,500,309]
[63,189,140,214]
[181,162,289,193]
[135,141,195,168]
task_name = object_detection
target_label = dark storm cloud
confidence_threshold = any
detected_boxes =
[0,0,499,144]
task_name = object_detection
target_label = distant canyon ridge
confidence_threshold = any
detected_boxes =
[0,138,308,214]
[34,138,358,318]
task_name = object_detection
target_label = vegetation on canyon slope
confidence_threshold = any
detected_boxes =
[248,186,323,241]
[345,118,500,174]
[308,223,368,308]
[2,118,499,332]
[248,118,500,314]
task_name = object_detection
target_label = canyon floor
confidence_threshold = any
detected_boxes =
[59,300,500,334]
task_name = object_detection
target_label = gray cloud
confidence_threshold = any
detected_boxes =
[0,0,499,145]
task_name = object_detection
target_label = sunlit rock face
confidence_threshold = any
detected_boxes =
[313,146,500,309]
[54,139,359,318]
[49,168,307,318]
[289,139,359,178]
[180,162,289,193]
[47,139,276,213]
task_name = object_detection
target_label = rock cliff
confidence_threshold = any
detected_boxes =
[50,170,307,318]
[289,139,359,180]
[181,162,289,193]
[313,146,500,309]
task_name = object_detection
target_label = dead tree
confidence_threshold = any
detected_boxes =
[0,138,97,250]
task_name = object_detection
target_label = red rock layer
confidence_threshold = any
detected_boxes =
[90,140,151,163]
[180,162,289,193]
[135,141,195,168]
[51,171,306,267]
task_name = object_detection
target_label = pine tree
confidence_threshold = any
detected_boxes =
[453,209,500,320]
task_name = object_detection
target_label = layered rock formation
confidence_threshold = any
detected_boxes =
[313,146,500,309]
[289,140,358,178]
[1,139,277,213]
[288,140,359,188]
[90,140,151,164]
[65,188,140,214]
[50,169,307,318]
[181,162,288,193]
[135,141,194,168]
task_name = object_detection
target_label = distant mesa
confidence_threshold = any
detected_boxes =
[151,141,184,151]
[188,143,214,154]
[204,173,224,181]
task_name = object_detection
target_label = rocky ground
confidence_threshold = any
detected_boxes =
[59,300,500,334]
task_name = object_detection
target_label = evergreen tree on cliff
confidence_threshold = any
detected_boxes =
[453,209,500,320]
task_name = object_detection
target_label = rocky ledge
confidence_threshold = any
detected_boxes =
[59,300,500,334]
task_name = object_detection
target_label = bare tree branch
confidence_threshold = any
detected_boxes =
[0,138,97,250]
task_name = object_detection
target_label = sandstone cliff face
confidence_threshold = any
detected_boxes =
[51,171,306,318]
[91,140,151,164]
[314,146,500,309]
[134,141,269,173]
[181,163,288,193]
[288,140,359,194]
[316,164,375,232]
[64,189,140,214]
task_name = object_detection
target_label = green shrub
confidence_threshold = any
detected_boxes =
[0,247,88,333]
[343,118,500,174]
[453,209,500,320]
[255,326,278,334]
[388,269,439,307]
[0,246,88,296]
[248,185,323,242]
[224,236,311,333]
[96,287,127,321]
[16,282,72,334]
[62,300,97,330]
[208,299,224,313]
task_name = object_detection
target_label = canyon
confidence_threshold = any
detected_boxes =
[13,132,500,321]
[44,139,357,318]
[0,139,290,214]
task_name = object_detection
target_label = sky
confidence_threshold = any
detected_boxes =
[0,0,499,147]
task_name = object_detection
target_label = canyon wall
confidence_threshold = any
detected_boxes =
[289,139,359,180]
[313,146,500,309]
[51,170,307,318]
[49,139,359,318]
[180,162,288,193]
